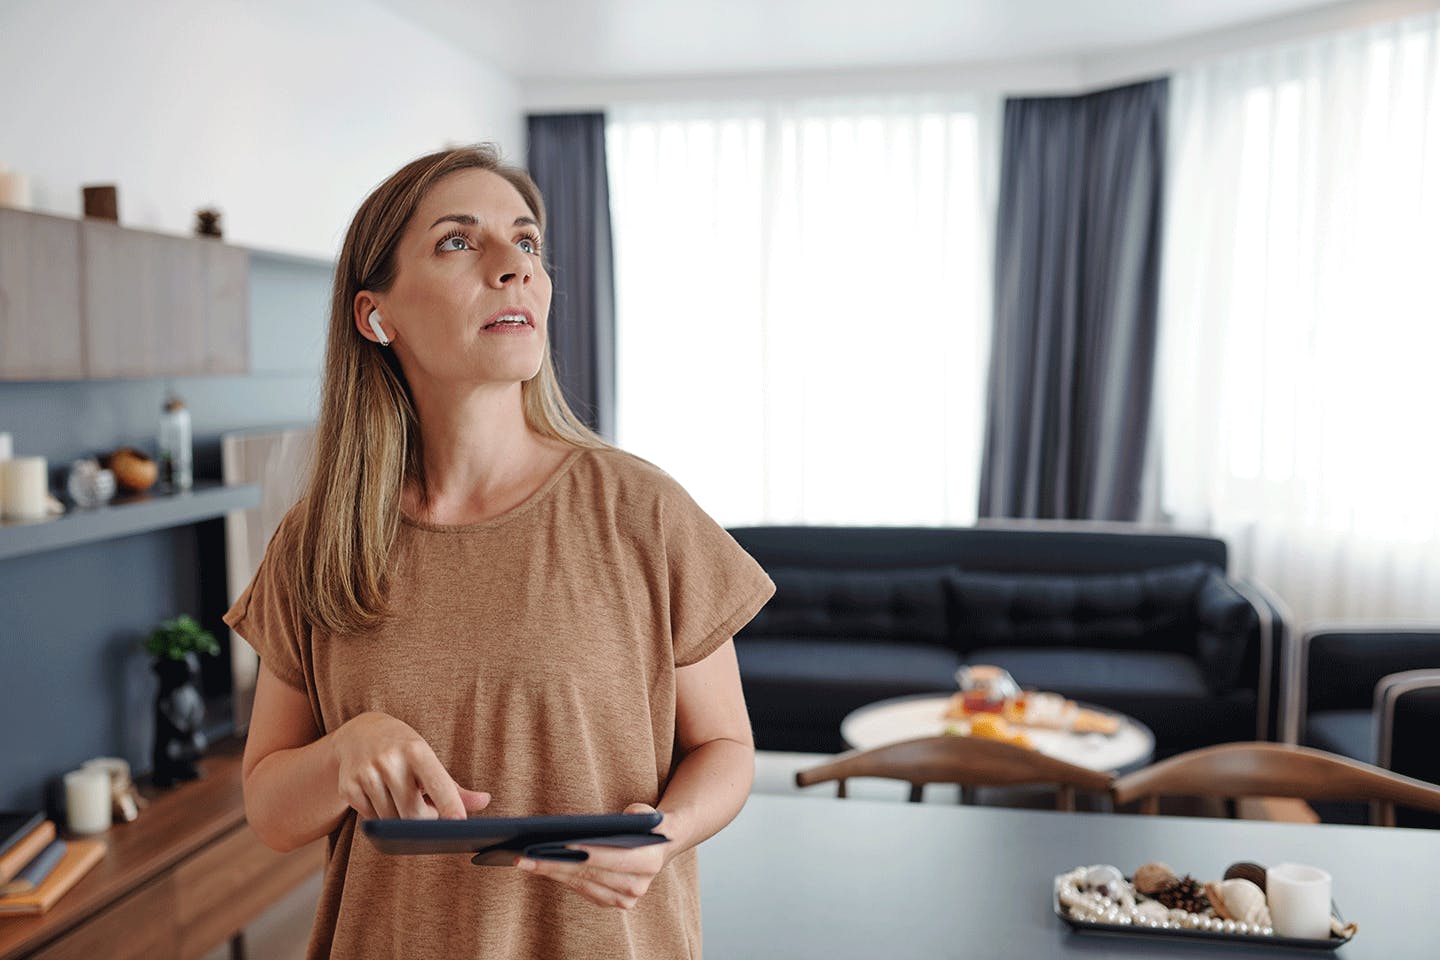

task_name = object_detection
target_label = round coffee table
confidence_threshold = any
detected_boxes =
[840,693,1156,775]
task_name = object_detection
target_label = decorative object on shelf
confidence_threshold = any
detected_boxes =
[193,206,223,238]
[66,458,117,508]
[0,164,32,209]
[80,757,147,823]
[158,393,193,491]
[62,767,112,835]
[105,446,157,494]
[144,614,219,788]
[1,456,49,521]
[0,431,10,517]
[82,184,119,221]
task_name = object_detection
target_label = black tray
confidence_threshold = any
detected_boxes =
[1053,877,1353,951]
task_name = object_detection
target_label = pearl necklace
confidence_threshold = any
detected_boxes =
[1056,867,1275,937]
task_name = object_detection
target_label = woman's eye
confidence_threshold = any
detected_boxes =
[438,233,470,251]
[518,237,538,254]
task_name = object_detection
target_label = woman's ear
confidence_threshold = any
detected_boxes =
[354,294,391,345]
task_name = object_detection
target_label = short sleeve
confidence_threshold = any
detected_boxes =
[222,505,310,692]
[658,478,777,667]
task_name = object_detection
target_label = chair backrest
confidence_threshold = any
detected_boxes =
[1111,742,1440,825]
[793,736,1114,810]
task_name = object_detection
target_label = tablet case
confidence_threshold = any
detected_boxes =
[361,812,669,866]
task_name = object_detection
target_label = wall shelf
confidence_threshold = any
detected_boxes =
[0,482,260,562]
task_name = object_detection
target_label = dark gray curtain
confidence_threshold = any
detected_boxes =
[978,78,1168,521]
[526,113,616,441]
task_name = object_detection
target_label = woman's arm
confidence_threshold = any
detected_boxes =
[243,664,491,852]
[653,636,755,855]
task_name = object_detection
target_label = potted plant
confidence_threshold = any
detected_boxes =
[143,615,218,787]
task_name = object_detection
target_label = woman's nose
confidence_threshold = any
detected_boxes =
[486,245,531,288]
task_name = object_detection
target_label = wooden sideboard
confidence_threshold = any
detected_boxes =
[0,738,324,960]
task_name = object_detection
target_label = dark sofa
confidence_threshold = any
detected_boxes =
[1290,627,1440,828]
[727,522,1285,757]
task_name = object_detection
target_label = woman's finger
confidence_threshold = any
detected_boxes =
[361,769,401,820]
[378,759,429,819]
[407,745,467,820]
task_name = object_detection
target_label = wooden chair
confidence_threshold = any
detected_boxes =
[1111,742,1440,826]
[793,735,1115,811]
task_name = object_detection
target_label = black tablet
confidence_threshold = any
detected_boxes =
[361,812,668,865]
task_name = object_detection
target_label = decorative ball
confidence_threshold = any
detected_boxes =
[1133,861,1179,895]
[1083,864,1127,899]
[107,446,157,493]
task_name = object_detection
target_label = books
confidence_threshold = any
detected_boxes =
[0,820,56,887]
[0,839,105,915]
[0,839,66,896]
[0,812,45,862]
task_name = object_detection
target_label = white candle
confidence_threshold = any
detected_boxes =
[0,166,31,208]
[64,768,113,835]
[0,168,32,209]
[1,456,47,521]
[0,432,10,516]
[1267,863,1332,940]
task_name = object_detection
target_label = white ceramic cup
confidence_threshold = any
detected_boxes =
[1267,862,1332,940]
[63,767,113,835]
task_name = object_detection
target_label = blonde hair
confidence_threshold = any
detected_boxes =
[292,143,613,634]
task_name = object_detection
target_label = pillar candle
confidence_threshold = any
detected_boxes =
[64,768,112,835]
[0,432,10,516]
[2,456,48,521]
[0,169,31,209]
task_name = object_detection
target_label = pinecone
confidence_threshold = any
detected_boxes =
[1155,874,1210,913]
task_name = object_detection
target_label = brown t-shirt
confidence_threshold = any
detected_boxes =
[223,445,776,960]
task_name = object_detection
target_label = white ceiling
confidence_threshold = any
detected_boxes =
[373,0,1346,80]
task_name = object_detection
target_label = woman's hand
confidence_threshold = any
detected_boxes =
[514,803,674,910]
[333,711,491,821]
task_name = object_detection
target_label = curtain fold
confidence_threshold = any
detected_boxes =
[1158,13,1440,624]
[525,112,617,440]
[979,78,1168,521]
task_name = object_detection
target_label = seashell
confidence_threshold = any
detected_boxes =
[1135,900,1169,921]
[1208,878,1271,928]
[1083,864,1127,899]
[1133,861,1178,895]
[1224,861,1269,893]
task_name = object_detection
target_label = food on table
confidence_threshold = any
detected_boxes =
[964,713,1034,749]
[1223,861,1268,893]
[1133,861,1178,896]
[953,664,1020,713]
[1154,874,1211,913]
[942,687,1120,735]
[1205,878,1271,928]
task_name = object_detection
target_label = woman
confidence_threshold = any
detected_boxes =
[225,143,775,959]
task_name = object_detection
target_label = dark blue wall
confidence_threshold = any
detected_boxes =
[0,254,329,812]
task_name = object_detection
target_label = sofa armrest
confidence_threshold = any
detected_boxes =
[1232,578,1292,742]
[1376,669,1440,778]
[1291,627,1440,746]
[1192,570,1262,701]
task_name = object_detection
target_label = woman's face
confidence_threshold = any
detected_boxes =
[364,168,551,388]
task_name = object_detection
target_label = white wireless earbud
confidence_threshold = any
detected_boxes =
[367,309,390,346]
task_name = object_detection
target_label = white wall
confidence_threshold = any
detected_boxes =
[0,0,522,260]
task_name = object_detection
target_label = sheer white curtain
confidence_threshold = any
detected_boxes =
[1158,13,1440,625]
[605,94,999,526]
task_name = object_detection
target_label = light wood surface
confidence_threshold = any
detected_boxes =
[795,735,1114,810]
[0,209,84,379]
[1112,741,1440,825]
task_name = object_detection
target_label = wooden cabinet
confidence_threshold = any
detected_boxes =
[0,208,251,381]
[81,220,249,378]
[0,739,324,960]
[0,208,84,379]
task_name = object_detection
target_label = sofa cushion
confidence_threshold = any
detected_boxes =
[1304,709,1374,764]
[740,566,951,645]
[945,562,1217,656]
